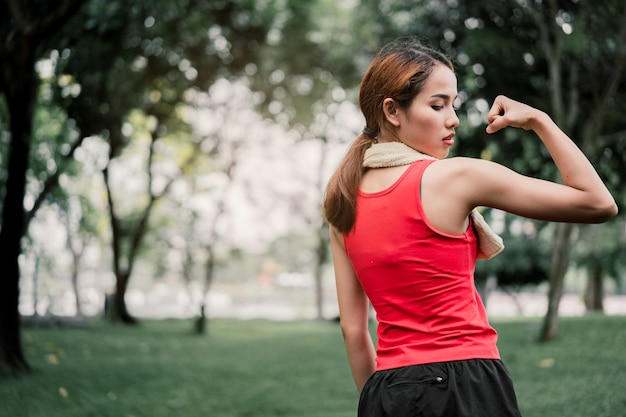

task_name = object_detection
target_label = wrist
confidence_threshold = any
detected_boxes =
[527,110,551,132]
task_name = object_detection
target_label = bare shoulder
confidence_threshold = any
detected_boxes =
[423,156,501,182]
[422,157,515,210]
[437,156,500,169]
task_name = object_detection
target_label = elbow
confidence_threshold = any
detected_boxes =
[602,201,619,222]
[340,319,370,342]
[589,198,619,223]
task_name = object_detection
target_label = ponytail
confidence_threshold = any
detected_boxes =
[323,134,372,234]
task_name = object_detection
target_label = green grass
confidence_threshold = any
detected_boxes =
[495,315,626,417]
[0,315,625,417]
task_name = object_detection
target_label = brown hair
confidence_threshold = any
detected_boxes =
[323,37,453,234]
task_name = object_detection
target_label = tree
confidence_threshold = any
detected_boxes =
[181,82,250,333]
[0,0,86,374]
[574,220,626,313]
[1,0,334,370]
[52,0,320,323]
[61,196,93,318]
[102,114,191,323]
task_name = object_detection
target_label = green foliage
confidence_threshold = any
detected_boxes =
[1,316,625,417]
[29,0,334,307]
[458,2,626,182]
[573,222,626,289]
[246,0,363,125]
[476,231,551,288]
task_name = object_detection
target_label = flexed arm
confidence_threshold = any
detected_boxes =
[469,96,618,223]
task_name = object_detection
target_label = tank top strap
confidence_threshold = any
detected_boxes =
[396,159,437,194]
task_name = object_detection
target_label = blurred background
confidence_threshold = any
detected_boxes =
[2,0,626,373]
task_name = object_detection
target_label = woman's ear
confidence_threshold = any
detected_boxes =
[383,98,400,127]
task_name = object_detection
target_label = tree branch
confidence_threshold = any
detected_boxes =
[4,0,31,35]
[590,5,626,133]
[5,0,86,40]
[102,164,122,274]
[22,134,88,233]
[565,60,579,130]
[598,128,626,148]
[523,0,565,124]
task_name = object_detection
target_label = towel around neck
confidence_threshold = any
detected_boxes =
[362,141,504,259]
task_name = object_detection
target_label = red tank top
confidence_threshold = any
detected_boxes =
[343,160,500,371]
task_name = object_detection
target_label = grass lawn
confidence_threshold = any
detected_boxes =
[0,315,624,417]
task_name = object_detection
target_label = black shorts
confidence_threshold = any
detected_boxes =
[358,359,522,417]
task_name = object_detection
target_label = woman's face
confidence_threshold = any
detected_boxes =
[393,64,460,159]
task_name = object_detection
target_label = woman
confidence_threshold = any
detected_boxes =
[323,37,617,417]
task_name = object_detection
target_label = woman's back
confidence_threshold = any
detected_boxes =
[362,157,473,235]
[344,160,499,371]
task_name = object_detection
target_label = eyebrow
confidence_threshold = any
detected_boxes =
[430,94,456,100]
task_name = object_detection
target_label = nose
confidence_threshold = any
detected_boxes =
[448,109,460,128]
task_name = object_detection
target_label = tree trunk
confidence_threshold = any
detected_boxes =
[111,272,137,324]
[102,165,138,325]
[0,51,37,375]
[66,225,84,317]
[71,251,83,317]
[0,0,86,372]
[313,222,329,320]
[0,114,32,372]
[194,249,215,334]
[313,138,330,320]
[539,222,575,341]
[194,305,206,335]
[0,155,31,373]
[584,258,604,313]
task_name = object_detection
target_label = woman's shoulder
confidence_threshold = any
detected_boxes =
[423,157,506,193]
[428,156,500,176]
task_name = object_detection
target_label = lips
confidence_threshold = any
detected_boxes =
[442,133,455,146]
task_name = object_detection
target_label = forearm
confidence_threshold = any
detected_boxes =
[530,112,617,217]
[343,330,376,393]
[531,112,604,191]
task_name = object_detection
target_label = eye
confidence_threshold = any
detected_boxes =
[431,105,443,111]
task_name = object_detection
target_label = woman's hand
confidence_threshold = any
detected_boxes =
[485,95,545,133]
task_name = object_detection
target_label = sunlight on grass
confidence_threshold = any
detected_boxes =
[0,316,625,417]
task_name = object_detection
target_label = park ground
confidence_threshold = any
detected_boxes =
[1,315,625,417]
